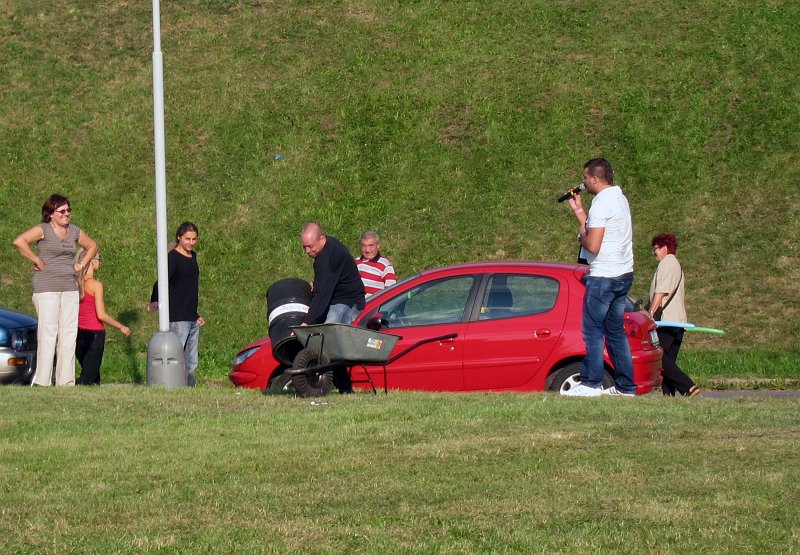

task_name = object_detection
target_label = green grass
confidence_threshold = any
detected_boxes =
[1,1,799,382]
[1,387,798,553]
[685,348,800,380]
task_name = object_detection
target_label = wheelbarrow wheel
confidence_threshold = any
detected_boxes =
[291,347,334,397]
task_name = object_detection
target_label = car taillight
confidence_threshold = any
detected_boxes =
[624,315,659,348]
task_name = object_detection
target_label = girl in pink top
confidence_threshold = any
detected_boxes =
[76,251,131,385]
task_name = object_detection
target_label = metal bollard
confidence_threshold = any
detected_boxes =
[146,331,187,387]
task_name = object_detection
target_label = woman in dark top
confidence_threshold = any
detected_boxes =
[13,194,97,386]
[148,222,204,386]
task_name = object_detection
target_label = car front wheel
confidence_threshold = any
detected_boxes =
[264,370,294,395]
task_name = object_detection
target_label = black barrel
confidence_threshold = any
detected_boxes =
[267,278,312,365]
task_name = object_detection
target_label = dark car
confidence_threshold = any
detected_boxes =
[230,262,663,395]
[0,308,37,385]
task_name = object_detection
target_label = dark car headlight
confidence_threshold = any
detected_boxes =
[233,346,260,366]
[11,330,25,352]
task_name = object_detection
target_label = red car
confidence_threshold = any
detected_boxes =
[229,262,662,395]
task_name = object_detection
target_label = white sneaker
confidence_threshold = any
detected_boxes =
[601,386,635,397]
[561,383,602,397]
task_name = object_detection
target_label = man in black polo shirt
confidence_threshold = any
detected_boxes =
[300,222,365,325]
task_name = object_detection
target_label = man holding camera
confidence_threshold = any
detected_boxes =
[563,158,636,397]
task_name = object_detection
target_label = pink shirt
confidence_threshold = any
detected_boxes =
[78,292,104,331]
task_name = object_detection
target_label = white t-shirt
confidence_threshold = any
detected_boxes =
[584,185,634,277]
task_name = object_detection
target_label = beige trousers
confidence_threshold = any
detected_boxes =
[32,291,79,386]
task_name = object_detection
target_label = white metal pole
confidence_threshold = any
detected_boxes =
[152,0,170,331]
[146,0,186,387]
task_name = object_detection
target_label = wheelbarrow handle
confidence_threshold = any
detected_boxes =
[384,333,458,365]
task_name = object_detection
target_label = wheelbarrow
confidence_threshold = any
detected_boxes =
[282,323,457,397]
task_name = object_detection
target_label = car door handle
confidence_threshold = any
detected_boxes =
[533,328,551,338]
[439,337,456,351]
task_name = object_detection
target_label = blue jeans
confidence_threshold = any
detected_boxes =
[580,273,636,392]
[325,303,360,325]
[170,320,200,387]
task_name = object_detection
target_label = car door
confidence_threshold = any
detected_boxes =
[353,274,477,391]
[461,272,568,390]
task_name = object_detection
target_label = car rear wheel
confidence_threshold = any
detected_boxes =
[547,362,614,394]
[291,347,334,397]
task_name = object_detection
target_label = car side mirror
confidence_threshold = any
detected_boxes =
[366,314,388,331]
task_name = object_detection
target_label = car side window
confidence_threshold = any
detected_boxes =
[378,276,475,328]
[478,274,559,321]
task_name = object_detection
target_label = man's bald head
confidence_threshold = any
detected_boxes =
[301,222,327,258]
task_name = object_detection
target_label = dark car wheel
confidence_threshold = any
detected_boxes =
[291,347,334,397]
[547,362,614,394]
[263,370,295,395]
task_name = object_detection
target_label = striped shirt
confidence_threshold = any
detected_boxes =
[32,223,81,294]
[356,253,396,297]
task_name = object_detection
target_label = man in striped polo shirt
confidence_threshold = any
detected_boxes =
[355,230,396,298]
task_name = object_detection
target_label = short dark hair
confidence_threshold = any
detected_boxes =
[41,194,70,223]
[652,233,678,255]
[584,158,614,185]
[176,221,199,240]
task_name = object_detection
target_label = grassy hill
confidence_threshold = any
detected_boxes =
[2,0,798,381]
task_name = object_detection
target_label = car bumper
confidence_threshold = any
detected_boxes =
[229,370,266,389]
[0,349,36,385]
[631,346,663,394]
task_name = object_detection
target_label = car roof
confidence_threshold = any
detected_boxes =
[417,261,586,276]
